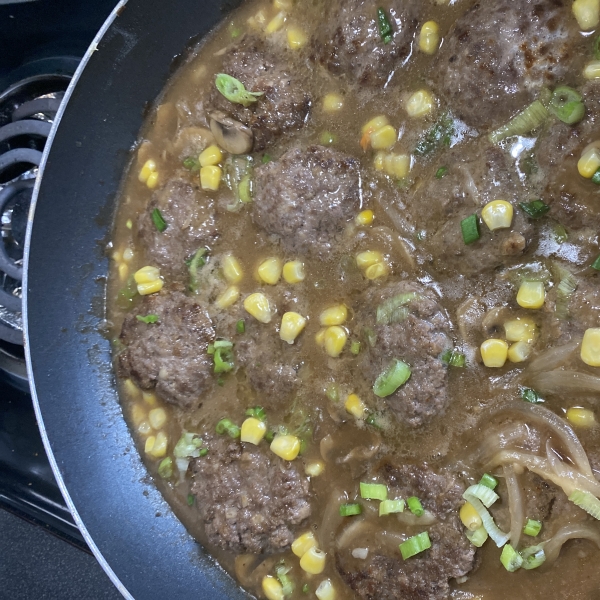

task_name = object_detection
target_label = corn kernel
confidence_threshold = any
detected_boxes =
[345,393,367,419]
[508,341,532,363]
[361,115,389,134]
[481,200,514,231]
[247,9,267,30]
[222,255,244,284]
[573,0,600,30]
[581,327,600,366]
[384,153,410,179]
[480,339,509,368]
[280,311,307,344]
[419,20,440,55]
[323,326,347,357]
[126,218,133,229]
[316,579,336,600]
[199,144,223,167]
[356,250,384,270]
[112,250,122,262]
[370,125,397,150]
[131,403,147,427]
[373,152,386,171]
[118,262,129,282]
[244,292,272,323]
[305,460,325,477]
[146,171,159,189]
[323,93,344,113]
[142,391,158,406]
[292,532,318,557]
[148,407,167,430]
[578,147,600,178]
[262,576,284,600]
[300,547,327,574]
[460,501,483,531]
[584,60,600,79]
[138,159,156,183]
[274,0,292,9]
[122,248,134,262]
[257,257,283,285]
[270,434,301,460]
[200,165,222,191]
[365,262,389,280]
[123,378,140,399]
[406,89,434,117]
[137,421,152,436]
[282,260,305,283]
[145,430,168,458]
[319,305,348,326]
[504,318,537,343]
[216,286,240,309]
[566,407,596,428]
[137,280,164,295]
[144,435,156,453]
[315,328,327,347]
[240,417,267,445]
[516,281,545,309]
[356,209,374,226]
[287,25,307,49]
[134,265,160,284]
[266,11,286,33]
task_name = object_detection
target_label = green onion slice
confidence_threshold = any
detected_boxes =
[463,487,509,547]
[214,346,235,373]
[366,412,384,430]
[555,266,577,319]
[379,499,405,516]
[376,292,419,325]
[591,255,600,271]
[461,214,480,245]
[479,473,498,491]
[151,208,167,232]
[339,503,362,517]
[399,531,431,560]
[360,482,388,501]
[568,489,600,520]
[364,327,377,348]
[188,247,207,293]
[435,166,448,179]
[519,199,550,219]
[373,359,411,397]
[236,319,245,334]
[215,73,263,107]
[275,563,294,596]
[520,544,546,570]
[500,544,523,572]
[523,519,542,537]
[466,526,488,548]
[414,113,453,156]
[407,496,424,516]
[261,153,272,164]
[377,7,393,44]
[245,406,267,421]
[187,493,195,506]
[158,456,173,479]
[183,156,200,171]
[319,131,337,145]
[489,100,549,144]
[136,314,158,324]
[553,223,568,244]
[174,431,204,458]
[520,387,544,404]
[350,341,361,355]
[215,418,240,438]
[591,167,600,185]
[549,86,585,125]
[466,483,499,507]
[441,349,466,367]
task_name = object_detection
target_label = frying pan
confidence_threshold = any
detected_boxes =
[23,0,249,597]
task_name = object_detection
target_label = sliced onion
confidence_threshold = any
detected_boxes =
[504,464,525,550]
[543,523,600,564]
[529,370,600,396]
[463,491,510,547]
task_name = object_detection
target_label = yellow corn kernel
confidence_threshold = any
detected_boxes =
[573,0,600,30]
[356,209,374,226]
[315,328,327,347]
[148,407,167,430]
[323,326,347,357]
[578,147,600,178]
[566,407,596,428]
[370,125,397,150]
[118,263,129,282]
[419,20,440,55]
[244,292,272,323]
[144,435,156,453]
[384,153,410,179]
[131,403,147,427]
[406,89,434,117]
[199,144,223,167]
[319,305,348,326]
[222,255,244,284]
[481,200,514,231]
[361,115,389,134]
[292,532,318,557]
[300,547,327,575]
[356,250,384,270]
[137,421,153,436]
[266,11,286,33]
[137,280,164,295]
[460,501,483,531]
[584,60,600,79]
[134,266,160,284]
[287,25,308,49]
[262,576,284,600]
[146,171,159,189]
[247,9,267,30]
[270,434,301,461]
[216,285,240,309]
[282,260,305,283]
[280,311,307,344]
[365,262,389,280]
[257,257,283,285]
[123,378,140,399]
[145,430,168,458]
[315,579,336,600]
[122,248,134,262]
[126,218,133,230]
[240,417,267,445]
[373,151,386,171]
[581,327,600,366]
[305,460,325,477]
[200,165,222,191]
[142,391,158,406]
[138,159,156,183]
[323,93,344,113]
[480,339,509,368]
[112,250,122,262]
[508,341,532,363]
[516,281,545,309]
[504,318,537,343]
[345,393,367,419]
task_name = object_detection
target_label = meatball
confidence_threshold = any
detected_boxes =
[137,177,217,281]
[252,145,361,258]
[314,0,421,87]
[431,0,582,130]
[118,292,214,410]
[337,464,476,600]
[209,37,310,151]
[358,282,452,427]
[190,436,311,554]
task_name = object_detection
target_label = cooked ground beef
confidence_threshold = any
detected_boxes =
[118,292,214,410]
[252,145,361,258]
[209,36,310,151]
[190,436,311,554]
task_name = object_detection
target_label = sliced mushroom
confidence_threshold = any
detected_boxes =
[209,110,253,155]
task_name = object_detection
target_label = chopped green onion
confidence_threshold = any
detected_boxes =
[236,319,246,334]
[229,23,242,39]
[441,349,466,367]
[207,343,215,355]
[225,155,254,212]
[275,563,294,596]
[591,255,600,271]
[553,223,568,244]
[479,473,498,491]
[500,544,523,572]
[174,432,204,458]
[319,131,337,145]
[399,531,431,560]
[183,156,200,171]
[339,503,362,517]
[555,266,577,319]
[435,166,448,179]
[466,483,499,508]
[325,383,340,402]
[360,482,388,501]
[376,292,419,325]
[199,448,208,457]
[521,387,544,404]
[489,100,549,144]
[462,489,509,547]
[136,314,159,324]
[151,208,167,232]
[215,73,263,107]
[407,496,424,516]
[364,327,377,348]
[188,247,207,293]
[519,199,550,219]
[187,494,195,506]
[461,214,480,245]
[262,154,272,164]
[377,7,393,44]
[216,418,241,438]
[245,406,266,421]
[373,359,411,397]
[466,526,488,548]
[214,340,233,349]
[549,86,585,125]
[568,489,600,520]
[214,346,234,373]
[366,412,384,429]
[350,341,361,355]
[523,519,542,537]
[591,168,600,185]
[302,584,309,594]
[238,174,253,203]
[414,113,453,156]
[520,544,546,570]
[158,456,173,479]
[379,499,405,516]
